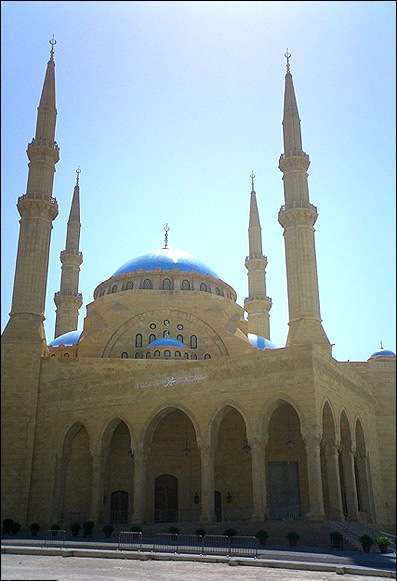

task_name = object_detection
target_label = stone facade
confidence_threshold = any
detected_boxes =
[1,45,395,535]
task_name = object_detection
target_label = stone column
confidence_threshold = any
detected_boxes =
[250,437,267,521]
[304,434,325,520]
[89,453,103,523]
[199,443,215,522]
[324,442,344,520]
[341,447,359,520]
[50,454,65,525]
[132,447,146,523]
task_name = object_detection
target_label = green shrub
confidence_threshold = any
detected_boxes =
[11,522,21,535]
[287,531,300,546]
[223,528,237,543]
[103,525,114,538]
[195,528,206,537]
[70,523,81,537]
[359,534,374,553]
[29,523,40,536]
[255,530,269,546]
[168,526,180,535]
[83,521,95,537]
[375,536,390,553]
[3,519,14,534]
[49,524,60,531]
[330,531,343,549]
[130,526,143,533]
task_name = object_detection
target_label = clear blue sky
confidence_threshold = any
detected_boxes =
[1,1,395,361]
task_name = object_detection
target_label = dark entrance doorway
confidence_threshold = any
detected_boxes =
[214,490,222,522]
[154,474,178,522]
[268,462,301,519]
[110,490,129,523]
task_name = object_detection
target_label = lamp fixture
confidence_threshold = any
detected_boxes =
[182,432,191,456]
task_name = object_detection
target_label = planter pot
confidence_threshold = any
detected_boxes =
[289,540,298,547]
[379,545,389,554]
[362,545,371,553]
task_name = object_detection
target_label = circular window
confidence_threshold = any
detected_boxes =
[163,319,170,326]
[149,323,156,329]
[177,324,183,330]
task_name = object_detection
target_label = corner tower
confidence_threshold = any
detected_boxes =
[244,172,272,339]
[278,52,330,349]
[54,170,83,338]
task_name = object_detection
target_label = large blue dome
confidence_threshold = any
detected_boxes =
[49,330,81,348]
[248,333,277,351]
[368,348,396,360]
[113,247,219,278]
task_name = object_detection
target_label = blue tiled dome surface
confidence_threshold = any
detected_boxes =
[49,330,81,348]
[113,247,219,279]
[368,348,395,360]
[248,333,277,351]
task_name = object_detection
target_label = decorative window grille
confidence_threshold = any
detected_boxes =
[135,334,143,348]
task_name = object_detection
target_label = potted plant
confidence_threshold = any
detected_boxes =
[130,525,143,533]
[70,523,81,537]
[255,530,269,547]
[223,528,237,543]
[287,531,300,547]
[50,524,60,531]
[83,521,95,537]
[3,519,14,535]
[11,522,21,535]
[195,528,206,537]
[29,523,40,537]
[330,531,343,550]
[359,534,374,553]
[103,524,114,538]
[375,536,390,554]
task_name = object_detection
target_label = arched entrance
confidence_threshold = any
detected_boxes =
[62,424,92,525]
[154,475,178,522]
[145,408,200,523]
[320,402,343,519]
[266,402,308,519]
[213,406,253,521]
[355,419,373,521]
[339,411,358,520]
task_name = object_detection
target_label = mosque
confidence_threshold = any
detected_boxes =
[1,41,395,538]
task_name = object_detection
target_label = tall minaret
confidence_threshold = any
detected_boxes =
[244,172,272,339]
[3,37,59,343]
[54,169,83,338]
[1,38,60,526]
[278,51,330,349]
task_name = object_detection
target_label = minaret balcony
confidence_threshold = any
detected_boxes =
[279,151,310,173]
[245,256,268,270]
[278,203,318,228]
[27,139,60,163]
[244,296,272,311]
[60,250,83,265]
[17,193,58,220]
[54,291,83,307]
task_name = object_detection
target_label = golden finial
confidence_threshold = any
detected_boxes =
[163,223,170,249]
[49,35,56,62]
[250,170,256,192]
[284,48,291,73]
[75,167,81,186]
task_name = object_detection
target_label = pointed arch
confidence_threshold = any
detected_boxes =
[260,394,307,440]
[209,403,250,448]
[322,400,337,443]
[141,404,201,448]
[98,416,136,456]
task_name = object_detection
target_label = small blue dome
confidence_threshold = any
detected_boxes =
[248,333,277,351]
[368,348,396,360]
[49,330,81,348]
[113,247,219,279]
[148,337,186,349]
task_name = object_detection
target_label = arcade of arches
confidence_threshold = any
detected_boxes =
[54,402,375,526]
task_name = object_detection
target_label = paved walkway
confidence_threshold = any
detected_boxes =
[1,554,393,581]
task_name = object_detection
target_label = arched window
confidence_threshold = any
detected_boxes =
[121,352,129,359]
[177,334,183,343]
[215,287,221,295]
[154,350,160,358]
[164,350,171,358]
[143,279,152,289]
[145,352,151,358]
[200,282,208,292]
[190,335,197,349]
[181,279,191,290]
[100,288,106,296]
[149,334,156,344]
[126,281,134,290]
[111,284,118,293]
[204,353,211,359]
[175,351,181,358]
[191,353,197,360]
[135,352,143,359]
[184,353,189,359]
[64,352,70,358]
[135,334,142,348]
[162,278,172,290]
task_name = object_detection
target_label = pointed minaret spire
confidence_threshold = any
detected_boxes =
[54,169,83,338]
[278,56,330,350]
[244,172,272,340]
[163,223,170,249]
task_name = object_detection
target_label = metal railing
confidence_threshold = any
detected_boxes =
[44,529,66,548]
